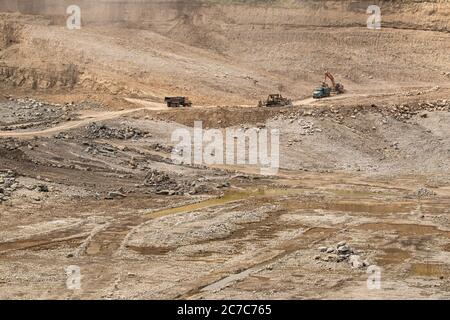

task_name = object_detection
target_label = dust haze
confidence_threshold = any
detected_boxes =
[0,0,203,23]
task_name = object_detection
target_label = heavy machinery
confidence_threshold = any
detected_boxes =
[258,94,292,108]
[165,96,192,108]
[313,71,345,99]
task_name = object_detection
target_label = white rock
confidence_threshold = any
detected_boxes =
[349,255,364,269]
[337,245,351,253]
[337,241,347,247]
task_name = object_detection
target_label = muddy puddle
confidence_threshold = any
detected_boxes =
[126,245,173,255]
[409,263,449,277]
[144,185,416,220]
[144,188,305,219]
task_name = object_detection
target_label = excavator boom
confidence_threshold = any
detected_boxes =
[324,71,336,88]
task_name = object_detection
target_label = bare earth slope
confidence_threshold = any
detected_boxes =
[0,0,450,104]
[0,1,449,300]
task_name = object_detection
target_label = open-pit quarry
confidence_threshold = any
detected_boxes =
[0,0,449,300]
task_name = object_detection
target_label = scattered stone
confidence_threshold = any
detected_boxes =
[106,191,127,200]
[36,184,49,192]
[144,169,215,196]
[217,181,231,189]
[86,123,148,140]
[348,255,360,268]
[337,241,347,247]
[415,187,437,198]
[149,143,173,153]
[0,170,17,202]
[316,242,366,269]
[337,245,352,254]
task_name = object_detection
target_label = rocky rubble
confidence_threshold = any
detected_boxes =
[86,123,149,140]
[380,100,450,121]
[149,142,172,153]
[316,241,369,269]
[0,170,17,202]
[273,114,317,135]
[0,138,24,151]
[0,97,68,128]
[143,169,227,196]
[144,169,197,196]
[54,132,73,140]
[274,100,450,125]
[83,141,118,156]
[105,190,127,200]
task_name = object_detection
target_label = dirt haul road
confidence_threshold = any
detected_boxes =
[0,108,149,138]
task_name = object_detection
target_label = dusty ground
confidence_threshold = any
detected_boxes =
[0,0,449,300]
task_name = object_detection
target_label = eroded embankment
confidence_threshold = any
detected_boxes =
[1,1,450,32]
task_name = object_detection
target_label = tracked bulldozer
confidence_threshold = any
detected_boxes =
[313,71,345,99]
[258,94,292,108]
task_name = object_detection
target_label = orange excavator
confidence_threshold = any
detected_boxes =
[313,71,345,99]
[324,71,345,94]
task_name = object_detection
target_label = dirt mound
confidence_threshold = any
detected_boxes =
[85,123,148,140]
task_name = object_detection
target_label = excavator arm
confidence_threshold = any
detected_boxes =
[324,71,336,88]
[324,70,344,94]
